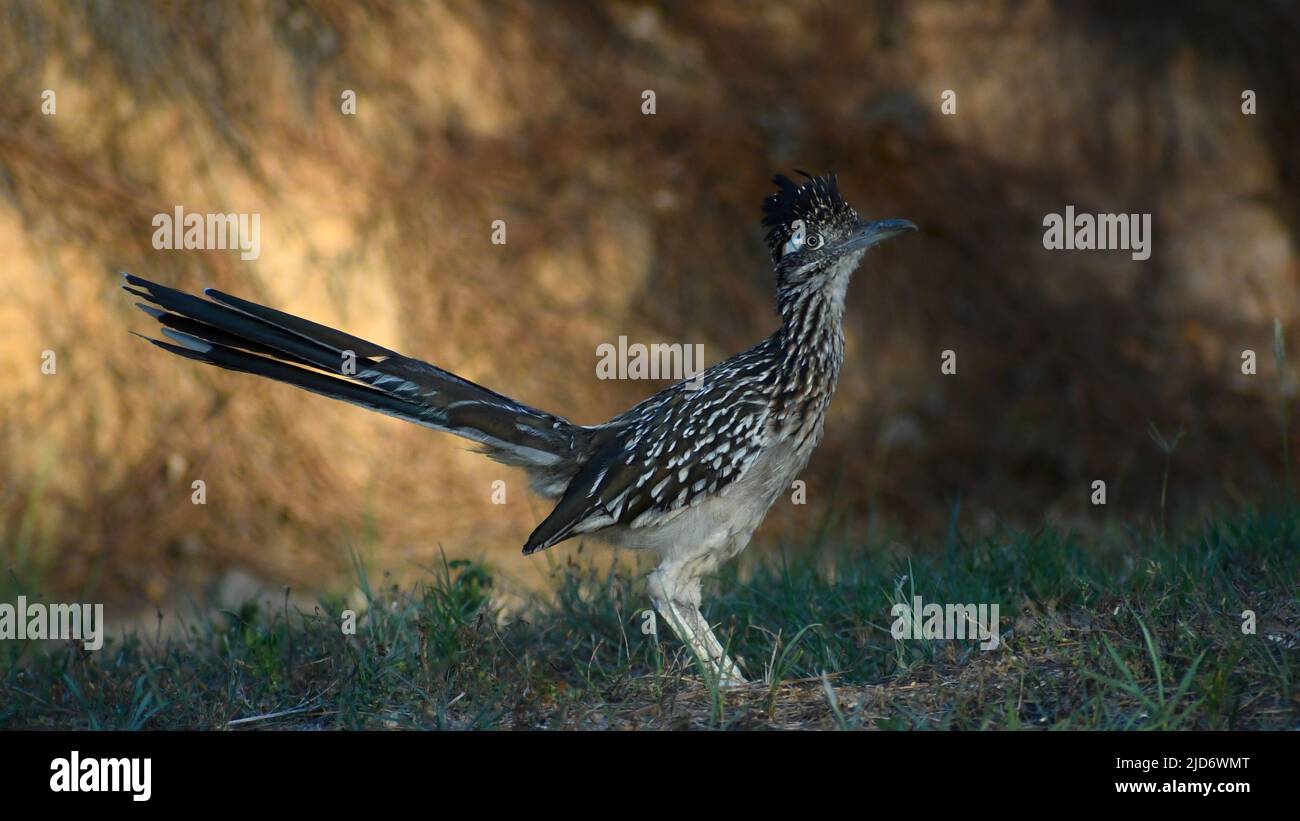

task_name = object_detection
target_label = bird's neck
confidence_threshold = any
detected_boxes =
[772,278,847,416]
[774,252,862,386]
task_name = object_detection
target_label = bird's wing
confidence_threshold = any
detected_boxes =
[522,351,774,554]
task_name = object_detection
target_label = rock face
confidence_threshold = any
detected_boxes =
[0,3,1296,600]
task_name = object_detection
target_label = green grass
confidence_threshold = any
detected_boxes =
[1,503,1297,729]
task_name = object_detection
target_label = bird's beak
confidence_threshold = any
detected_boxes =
[836,218,917,254]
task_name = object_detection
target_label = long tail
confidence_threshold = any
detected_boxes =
[123,274,588,488]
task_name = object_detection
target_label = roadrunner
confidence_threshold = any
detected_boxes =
[124,172,915,685]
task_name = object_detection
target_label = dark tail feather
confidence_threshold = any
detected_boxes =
[123,273,588,476]
[144,329,437,425]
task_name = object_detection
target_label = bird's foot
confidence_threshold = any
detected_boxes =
[712,655,749,688]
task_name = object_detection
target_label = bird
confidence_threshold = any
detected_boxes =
[122,171,915,686]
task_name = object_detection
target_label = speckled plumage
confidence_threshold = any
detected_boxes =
[124,171,915,686]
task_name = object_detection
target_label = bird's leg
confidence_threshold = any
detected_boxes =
[691,609,747,683]
[648,567,748,687]
[654,598,717,675]
[687,603,747,685]
[655,598,747,686]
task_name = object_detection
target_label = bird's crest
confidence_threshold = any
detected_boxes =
[761,171,858,263]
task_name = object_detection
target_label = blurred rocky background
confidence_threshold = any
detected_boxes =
[1,0,1297,606]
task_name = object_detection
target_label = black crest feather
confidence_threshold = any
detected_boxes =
[761,170,857,263]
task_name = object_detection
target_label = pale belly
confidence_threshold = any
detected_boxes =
[595,425,822,570]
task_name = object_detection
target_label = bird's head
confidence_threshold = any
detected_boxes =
[762,171,915,296]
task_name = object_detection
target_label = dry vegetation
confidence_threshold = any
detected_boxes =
[4,505,1297,729]
[0,1,1297,610]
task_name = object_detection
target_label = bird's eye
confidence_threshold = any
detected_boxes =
[805,233,823,249]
